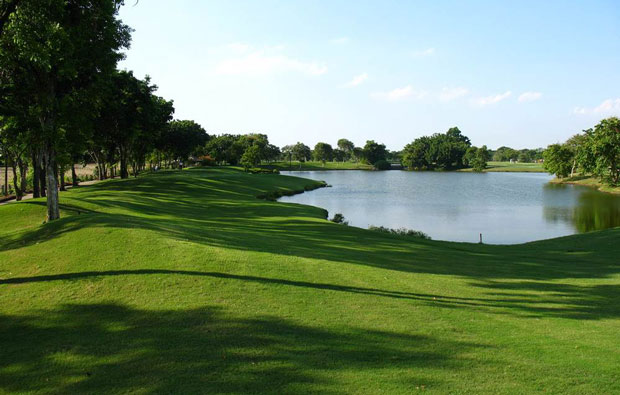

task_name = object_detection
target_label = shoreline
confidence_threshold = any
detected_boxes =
[549,176,620,195]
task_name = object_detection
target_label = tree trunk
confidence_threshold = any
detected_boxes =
[59,165,66,191]
[2,156,7,195]
[43,144,60,221]
[32,150,40,198]
[18,158,27,198]
[71,164,78,186]
[11,161,22,201]
[119,146,128,179]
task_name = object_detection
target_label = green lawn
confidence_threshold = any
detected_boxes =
[459,161,545,172]
[1,168,618,394]
[264,160,374,171]
[551,175,620,195]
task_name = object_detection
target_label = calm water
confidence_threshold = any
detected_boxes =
[279,171,620,244]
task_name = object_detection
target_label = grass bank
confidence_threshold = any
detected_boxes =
[1,167,619,393]
[264,160,374,171]
[550,175,620,195]
[458,161,545,172]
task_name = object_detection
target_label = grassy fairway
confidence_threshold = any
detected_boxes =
[265,160,374,171]
[1,168,619,394]
[458,161,545,172]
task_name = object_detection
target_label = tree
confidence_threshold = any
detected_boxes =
[337,138,354,160]
[361,140,387,165]
[313,142,333,165]
[240,145,261,171]
[493,146,518,162]
[464,145,489,172]
[291,142,311,162]
[401,127,472,170]
[0,0,131,220]
[402,136,432,170]
[163,120,208,163]
[564,133,587,177]
[581,117,620,186]
[543,144,573,178]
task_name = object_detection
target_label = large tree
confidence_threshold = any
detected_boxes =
[581,117,620,186]
[0,0,131,220]
[313,142,333,164]
[361,140,387,165]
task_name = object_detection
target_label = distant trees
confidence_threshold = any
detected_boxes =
[337,138,355,161]
[162,120,209,164]
[542,117,619,186]
[401,127,472,170]
[240,145,261,171]
[543,144,576,179]
[580,117,620,185]
[361,140,387,165]
[464,145,490,172]
[313,142,333,164]
[291,142,312,162]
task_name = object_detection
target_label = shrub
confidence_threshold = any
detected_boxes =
[197,155,215,166]
[368,225,431,240]
[373,160,391,170]
[330,213,348,225]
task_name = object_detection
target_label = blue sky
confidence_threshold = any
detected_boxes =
[118,0,620,151]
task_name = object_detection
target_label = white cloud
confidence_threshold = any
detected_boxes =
[439,87,469,101]
[472,91,512,106]
[331,37,350,45]
[215,51,327,76]
[518,91,542,102]
[412,48,435,57]
[574,98,620,115]
[372,85,427,102]
[344,73,368,87]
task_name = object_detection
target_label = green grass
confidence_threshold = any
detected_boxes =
[264,160,374,171]
[459,161,545,172]
[551,175,620,195]
[1,167,619,394]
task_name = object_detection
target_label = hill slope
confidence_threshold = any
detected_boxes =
[1,168,619,394]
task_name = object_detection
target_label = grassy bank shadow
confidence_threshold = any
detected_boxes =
[0,303,484,393]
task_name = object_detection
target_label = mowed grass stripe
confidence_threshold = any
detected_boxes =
[0,167,618,394]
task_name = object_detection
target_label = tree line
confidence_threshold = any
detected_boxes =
[543,117,619,186]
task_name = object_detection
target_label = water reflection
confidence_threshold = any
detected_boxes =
[543,184,620,233]
[280,171,620,243]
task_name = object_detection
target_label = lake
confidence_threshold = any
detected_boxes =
[279,170,620,244]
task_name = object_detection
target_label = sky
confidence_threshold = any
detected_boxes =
[118,0,620,151]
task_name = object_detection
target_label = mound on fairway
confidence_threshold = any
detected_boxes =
[1,168,619,394]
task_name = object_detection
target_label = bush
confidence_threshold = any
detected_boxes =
[197,155,215,166]
[373,160,391,170]
[330,213,348,225]
[368,225,431,240]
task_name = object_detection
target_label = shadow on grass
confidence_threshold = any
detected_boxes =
[2,269,618,320]
[0,303,483,393]
[1,168,619,321]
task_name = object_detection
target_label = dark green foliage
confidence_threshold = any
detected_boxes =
[291,142,312,162]
[543,144,574,178]
[580,117,620,186]
[368,225,431,239]
[464,145,490,172]
[362,140,387,164]
[313,142,333,164]
[241,145,261,171]
[330,213,348,225]
[401,127,471,170]
[373,160,391,170]
[162,120,209,162]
